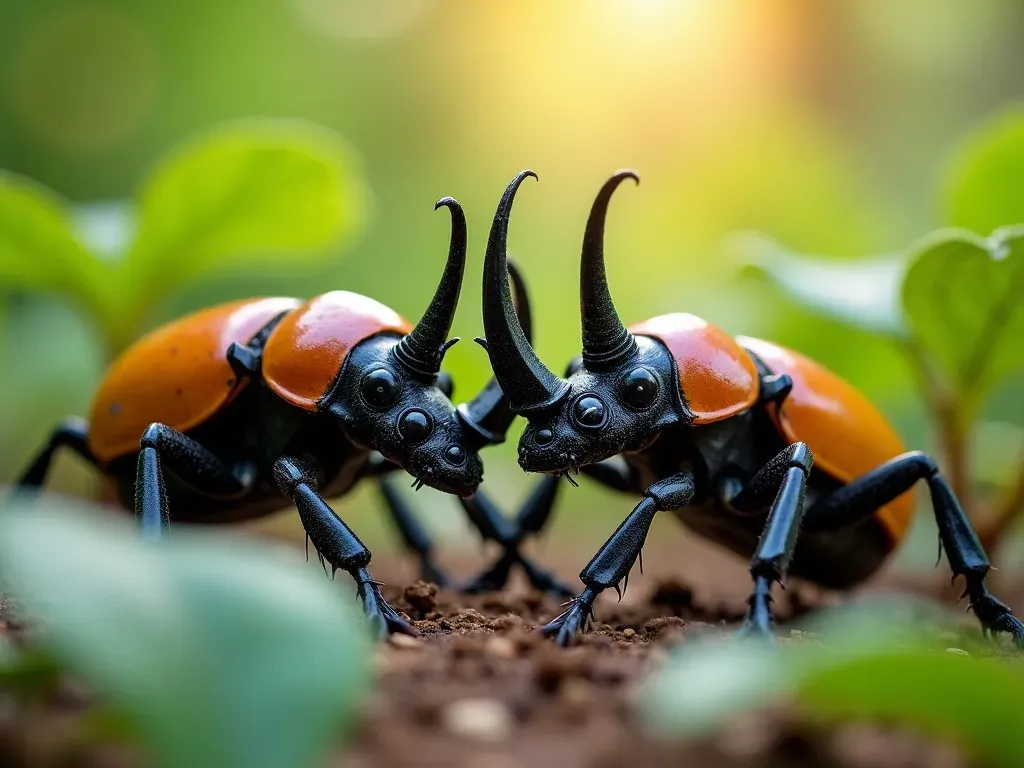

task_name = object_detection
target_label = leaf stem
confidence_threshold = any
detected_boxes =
[977,451,1024,554]
[902,340,970,509]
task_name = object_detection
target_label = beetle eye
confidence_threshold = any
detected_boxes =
[572,395,608,430]
[621,368,659,410]
[399,409,433,445]
[360,369,401,408]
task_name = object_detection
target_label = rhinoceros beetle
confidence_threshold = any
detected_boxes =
[480,169,1024,647]
[15,193,568,637]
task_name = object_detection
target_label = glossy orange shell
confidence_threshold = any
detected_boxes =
[262,291,412,411]
[88,297,302,464]
[737,336,915,542]
[630,313,759,424]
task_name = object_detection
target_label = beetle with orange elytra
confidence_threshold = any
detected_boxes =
[15,193,571,637]
[478,169,1024,647]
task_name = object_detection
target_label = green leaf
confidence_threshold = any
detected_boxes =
[641,600,1024,768]
[730,232,908,336]
[0,499,371,768]
[902,227,1024,410]
[127,119,370,302]
[944,106,1024,234]
[0,172,106,300]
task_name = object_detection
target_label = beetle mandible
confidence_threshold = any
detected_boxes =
[479,169,1024,647]
[14,193,568,637]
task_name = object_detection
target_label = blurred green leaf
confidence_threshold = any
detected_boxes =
[0,172,106,301]
[944,106,1024,234]
[641,600,1024,767]
[127,119,370,304]
[0,499,371,768]
[731,233,908,336]
[902,227,1024,411]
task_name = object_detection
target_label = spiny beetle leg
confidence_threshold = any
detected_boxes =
[458,483,575,597]
[460,549,516,594]
[725,443,813,641]
[134,423,253,541]
[804,451,1023,646]
[377,476,450,587]
[734,575,775,642]
[540,587,597,646]
[355,569,418,638]
[16,418,94,489]
[274,456,416,637]
[542,471,696,646]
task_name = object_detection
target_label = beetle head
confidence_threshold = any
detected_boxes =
[481,171,687,475]
[325,197,529,496]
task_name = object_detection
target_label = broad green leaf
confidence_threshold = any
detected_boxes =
[73,200,134,259]
[0,172,106,301]
[0,499,371,768]
[641,600,1024,767]
[731,232,908,336]
[944,106,1024,234]
[902,227,1024,410]
[127,119,370,301]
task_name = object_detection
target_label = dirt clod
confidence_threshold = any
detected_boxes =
[402,581,439,618]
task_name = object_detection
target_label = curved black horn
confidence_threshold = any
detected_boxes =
[580,170,639,369]
[393,197,467,377]
[481,171,569,413]
[458,260,532,446]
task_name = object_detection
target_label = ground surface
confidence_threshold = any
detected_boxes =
[0,534,1008,768]
[345,573,979,768]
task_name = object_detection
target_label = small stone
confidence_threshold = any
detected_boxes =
[946,647,970,656]
[621,628,637,640]
[388,633,423,650]
[486,636,517,660]
[442,698,513,742]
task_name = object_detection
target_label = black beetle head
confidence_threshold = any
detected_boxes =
[482,170,686,475]
[329,334,483,495]
[322,195,534,496]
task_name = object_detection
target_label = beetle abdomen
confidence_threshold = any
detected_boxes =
[88,297,302,464]
[262,291,412,411]
[630,313,759,424]
[737,336,915,542]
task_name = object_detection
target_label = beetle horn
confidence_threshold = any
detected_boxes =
[580,170,639,369]
[458,259,533,446]
[393,197,467,378]
[481,171,570,413]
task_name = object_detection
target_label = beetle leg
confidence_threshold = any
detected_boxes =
[803,451,1024,646]
[458,481,575,597]
[541,470,695,646]
[274,456,417,638]
[135,423,253,540]
[15,418,95,489]
[722,443,813,641]
[464,458,636,596]
[377,476,450,587]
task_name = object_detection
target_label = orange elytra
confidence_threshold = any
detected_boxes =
[88,297,302,464]
[262,291,413,411]
[630,313,759,425]
[738,336,915,542]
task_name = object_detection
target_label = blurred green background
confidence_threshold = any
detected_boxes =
[2,0,1022,575]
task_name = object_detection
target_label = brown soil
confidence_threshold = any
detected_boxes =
[0,536,1008,768]
[344,576,979,768]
